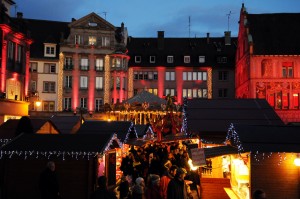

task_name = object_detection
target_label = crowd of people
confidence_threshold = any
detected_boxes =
[116,141,200,199]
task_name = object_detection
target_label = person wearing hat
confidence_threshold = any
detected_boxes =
[167,167,190,199]
[132,177,145,199]
[145,174,162,199]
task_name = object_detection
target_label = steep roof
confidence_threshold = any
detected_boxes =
[50,115,81,134]
[227,124,300,153]
[123,90,167,105]
[76,121,135,142]
[0,133,116,159]
[22,18,69,59]
[247,13,300,55]
[186,99,284,142]
[127,36,237,67]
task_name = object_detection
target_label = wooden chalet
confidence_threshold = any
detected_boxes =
[0,133,122,199]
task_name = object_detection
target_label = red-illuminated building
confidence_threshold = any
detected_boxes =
[127,31,237,104]
[59,13,129,113]
[236,4,300,123]
[0,1,32,124]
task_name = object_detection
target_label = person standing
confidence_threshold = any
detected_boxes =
[38,161,60,199]
[160,166,178,199]
[167,167,190,199]
[90,176,117,199]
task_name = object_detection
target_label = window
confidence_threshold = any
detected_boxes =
[167,56,174,63]
[184,56,190,63]
[183,88,208,99]
[95,98,103,111]
[30,62,37,72]
[102,36,110,47]
[135,56,141,63]
[80,76,88,89]
[64,98,72,111]
[44,63,56,73]
[44,44,56,57]
[217,57,227,63]
[218,89,228,98]
[17,45,22,62]
[80,58,89,70]
[95,58,104,71]
[134,72,138,80]
[65,57,73,69]
[293,93,299,109]
[75,35,82,45]
[116,77,120,89]
[166,71,175,81]
[143,72,148,80]
[139,72,143,80]
[203,72,207,81]
[219,71,228,81]
[282,62,293,78]
[112,58,121,67]
[148,88,158,95]
[43,82,55,93]
[96,77,103,89]
[199,56,205,63]
[165,89,175,96]
[30,81,36,92]
[80,98,87,108]
[64,76,72,88]
[153,72,158,80]
[193,72,198,80]
[150,56,156,63]
[43,101,55,111]
[8,41,14,59]
[89,36,97,45]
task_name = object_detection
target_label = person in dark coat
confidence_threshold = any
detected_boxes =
[38,161,60,199]
[90,176,117,199]
[167,168,190,199]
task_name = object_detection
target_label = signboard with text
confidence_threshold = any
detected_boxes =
[190,148,206,166]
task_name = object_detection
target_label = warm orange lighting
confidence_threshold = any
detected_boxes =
[35,100,42,107]
[294,154,300,166]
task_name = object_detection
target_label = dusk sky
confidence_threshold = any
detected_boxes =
[13,0,300,38]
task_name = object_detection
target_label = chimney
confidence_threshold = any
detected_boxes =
[157,31,164,50]
[71,18,76,22]
[17,12,23,19]
[206,32,210,44]
[224,31,231,45]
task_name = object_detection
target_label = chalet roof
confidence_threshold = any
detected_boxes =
[127,36,237,67]
[123,90,166,105]
[247,13,300,55]
[50,115,81,134]
[22,18,70,59]
[186,99,284,140]
[227,124,300,153]
[204,145,238,158]
[134,124,151,138]
[76,121,135,142]
[0,133,117,159]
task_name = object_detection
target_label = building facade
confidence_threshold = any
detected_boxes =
[0,1,32,124]
[59,13,129,114]
[235,4,300,123]
[127,31,236,104]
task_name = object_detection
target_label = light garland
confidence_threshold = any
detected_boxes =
[104,133,123,152]
[57,52,64,111]
[182,97,188,136]
[207,67,212,99]
[124,122,138,143]
[226,123,244,153]
[104,55,110,104]
[128,68,134,99]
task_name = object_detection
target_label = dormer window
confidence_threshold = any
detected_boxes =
[44,44,56,57]
[135,56,141,63]
[102,36,110,47]
[150,56,156,63]
[75,34,82,45]
[167,56,174,63]
[184,56,190,63]
[199,56,205,63]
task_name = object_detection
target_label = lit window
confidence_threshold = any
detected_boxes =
[282,62,293,78]
[43,101,55,111]
[80,58,89,70]
[166,72,175,81]
[167,56,174,63]
[80,76,88,89]
[102,36,110,47]
[199,56,205,63]
[184,56,190,63]
[95,58,104,71]
[96,77,103,89]
[89,36,97,45]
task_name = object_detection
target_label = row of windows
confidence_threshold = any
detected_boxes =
[134,71,208,81]
[8,41,23,62]
[64,57,127,70]
[63,97,103,110]
[30,62,56,73]
[135,55,206,64]
[267,92,300,109]
[75,35,110,47]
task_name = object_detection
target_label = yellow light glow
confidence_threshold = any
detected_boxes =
[188,158,198,171]
[104,55,110,104]
[57,52,64,111]
[294,157,300,166]
[207,67,212,99]
[128,68,134,99]
[35,100,41,107]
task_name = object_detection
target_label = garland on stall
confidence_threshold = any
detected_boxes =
[182,97,188,136]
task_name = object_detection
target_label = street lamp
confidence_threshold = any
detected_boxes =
[294,154,300,166]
